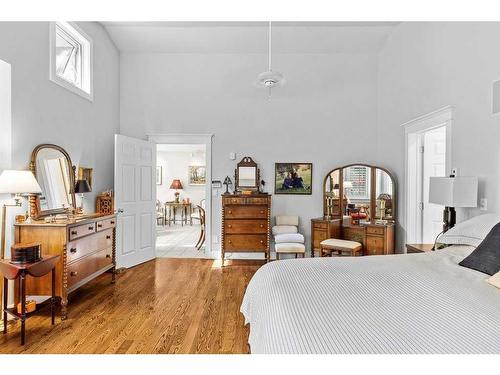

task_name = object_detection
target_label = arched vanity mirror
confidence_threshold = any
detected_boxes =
[30,144,77,218]
[312,163,396,257]
[323,163,396,223]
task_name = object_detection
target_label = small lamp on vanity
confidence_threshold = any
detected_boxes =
[0,170,42,331]
[429,175,478,232]
[169,179,183,203]
[74,179,91,214]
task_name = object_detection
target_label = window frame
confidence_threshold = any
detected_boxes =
[49,22,93,101]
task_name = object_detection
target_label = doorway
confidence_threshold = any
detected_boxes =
[148,134,213,258]
[404,107,452,245]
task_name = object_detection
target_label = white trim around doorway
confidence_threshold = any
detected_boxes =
[147,133,214,258]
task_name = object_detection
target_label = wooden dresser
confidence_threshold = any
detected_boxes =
[14,214,116,319]
[221,193,271,263]
[311,217,394,257]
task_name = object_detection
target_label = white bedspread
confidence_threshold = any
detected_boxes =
[240,246,500,354]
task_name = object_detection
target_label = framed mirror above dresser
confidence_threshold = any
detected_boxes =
[312,163,396,257]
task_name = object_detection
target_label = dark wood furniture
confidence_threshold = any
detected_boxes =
[164,202,192,226]
[1,255,59,345]
[234,156,260,193]
[194,205,206,250]
[406,243,434,253]
[311,163,396,257]
[14,214,116,320]
[221,193,271,263]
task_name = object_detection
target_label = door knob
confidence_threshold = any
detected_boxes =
[117,208,124,214]
[70,248,77,253]
[70,271,78,276]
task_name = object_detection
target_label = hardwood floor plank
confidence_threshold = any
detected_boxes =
[0,258,263,354]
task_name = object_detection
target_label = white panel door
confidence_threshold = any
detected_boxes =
[114,134,156,268]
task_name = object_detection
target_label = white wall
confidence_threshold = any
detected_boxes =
[0,22,119,255]
[377,22,500,248]
[157,149,206,205]
[120,52,379,254]
[0,22,119,211]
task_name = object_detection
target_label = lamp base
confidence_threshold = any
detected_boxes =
[174,191,180,203]
[442,206,456,233]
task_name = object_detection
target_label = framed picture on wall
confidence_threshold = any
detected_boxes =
[189,165,206,185]
[275,163,312,195]
[78,167,93,190]
[156,166,162,185]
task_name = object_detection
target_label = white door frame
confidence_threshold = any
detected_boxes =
[147,133,214,257]
[402,106,453,246]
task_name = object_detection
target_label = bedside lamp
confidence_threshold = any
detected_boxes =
[169,179,183,203]
[74,179,92,214]
[0,170,42,332]
[429,176,478,233]
[223,176,232,195]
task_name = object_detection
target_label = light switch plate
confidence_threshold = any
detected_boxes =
[229,152,236,160]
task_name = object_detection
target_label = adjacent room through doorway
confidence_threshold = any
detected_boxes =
[155,144,207,258]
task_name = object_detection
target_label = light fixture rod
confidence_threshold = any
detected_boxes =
[268,21,272,72]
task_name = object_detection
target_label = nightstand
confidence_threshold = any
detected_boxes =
[406,243,434,253]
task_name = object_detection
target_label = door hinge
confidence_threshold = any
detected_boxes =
[419,146,425,154]
[418,202,424,210]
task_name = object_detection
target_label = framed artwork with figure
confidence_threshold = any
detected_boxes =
[189,165,206,185]
[275,163,312,195]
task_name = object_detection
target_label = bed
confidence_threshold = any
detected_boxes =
[240,245,500,354]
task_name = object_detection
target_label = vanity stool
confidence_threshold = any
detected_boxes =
[320,239,363,257]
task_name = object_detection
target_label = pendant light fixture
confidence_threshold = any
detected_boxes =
[257,21,285,98]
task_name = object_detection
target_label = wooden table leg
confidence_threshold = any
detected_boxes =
[51,268,55,325]
[3,277,7,334]
[20,271,26,345]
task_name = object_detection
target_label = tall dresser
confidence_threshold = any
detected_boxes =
[14,213,116,319]
[221,193,271,263]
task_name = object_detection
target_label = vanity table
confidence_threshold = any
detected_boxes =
[12,144,116,320]
[311,163,396,257]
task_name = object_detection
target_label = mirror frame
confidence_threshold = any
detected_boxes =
[29,143,77,218]
[234,156,260,192]
[323,163,396,223]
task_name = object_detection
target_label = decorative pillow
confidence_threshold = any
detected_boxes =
[272,225,298,236]
[459,222,500,275]
[274,233,305,244]
[486,271,500,289]
[437,213,500,247]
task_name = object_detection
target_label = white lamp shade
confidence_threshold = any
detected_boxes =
[0,170,42,194]
[429,176,478,207]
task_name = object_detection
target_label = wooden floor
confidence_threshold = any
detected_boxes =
[0,258,264,354]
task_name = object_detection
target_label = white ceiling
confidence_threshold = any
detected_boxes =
[103,22,399,54]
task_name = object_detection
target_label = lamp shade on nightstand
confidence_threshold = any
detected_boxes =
[0,170,42,195]
[169,179,183,190]
[429,176,478,207]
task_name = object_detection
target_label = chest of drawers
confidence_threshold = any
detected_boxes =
[221,194,271,263]
[14,214,116,319]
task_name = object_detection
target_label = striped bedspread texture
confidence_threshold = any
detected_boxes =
[240,246,500,354]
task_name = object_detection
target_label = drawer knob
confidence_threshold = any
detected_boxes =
[260,240,264,244]
[228,240,232,244]
[260,210,264,214]
[98,224,103,228]
[106,235,112,240]
[70,271,78,277]
[106,254,111,258]
[71,230,78,235]
[228,224,232,228]
[70,248,77,253]
[260,224,264,228]
[110,221,115,225]
[228,210,232,214]
[88,226,94,230]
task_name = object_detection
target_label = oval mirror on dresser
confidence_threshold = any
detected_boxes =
[312,163,396,257]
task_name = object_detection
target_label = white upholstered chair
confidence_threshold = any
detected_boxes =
[272,215,306,260]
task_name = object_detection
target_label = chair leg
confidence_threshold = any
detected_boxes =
[276,252,280,260]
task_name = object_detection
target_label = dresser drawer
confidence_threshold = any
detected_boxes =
[313,222,327,229]
[223,197,247,205]
[69,222,96,241]
[225,234,267,251]
[225,205,268,219]
[67,247,113,288]
[96,217,116,232]
[225,219,268,234]
[312,229,328,250]
[366,226,385,236]
[246,197,268,205]
[67,229,113,263]
[366,236,385,255]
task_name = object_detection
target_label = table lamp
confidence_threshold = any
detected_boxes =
[0,169,42,331]
[223,176,232,195]
[429,176,478,232]
[169,179,183,203]
[74,179,92,214]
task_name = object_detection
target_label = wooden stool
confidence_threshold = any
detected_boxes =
[320,239,363,257]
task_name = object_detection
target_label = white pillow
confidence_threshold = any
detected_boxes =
[272,225,298,236]
[274,233,305,244]
[437,214,500,247]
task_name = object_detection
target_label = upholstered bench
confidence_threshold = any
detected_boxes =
[320,238,363,257]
